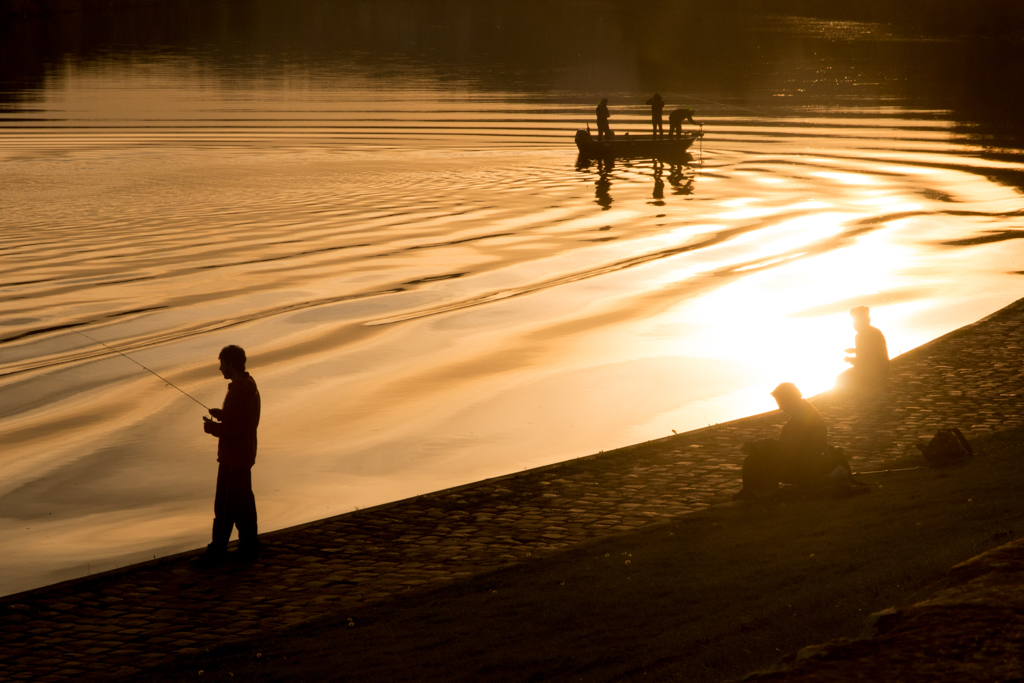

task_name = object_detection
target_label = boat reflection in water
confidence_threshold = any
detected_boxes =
[576,153,697,211]
[652,159,696,206]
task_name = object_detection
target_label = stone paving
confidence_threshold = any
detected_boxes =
[2,299,1024,682]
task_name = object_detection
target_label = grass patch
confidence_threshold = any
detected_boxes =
[130,428,1024,683]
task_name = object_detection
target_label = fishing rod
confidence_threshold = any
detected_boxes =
[74,329,210,411]
[853,466,924,476]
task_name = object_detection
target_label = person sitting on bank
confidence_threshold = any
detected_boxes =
[735,383,853,499]
[836,306,889,390]
[669,107,696,137]
[646,93,665,137]
[596,98,611,140]
[193,345,262,569]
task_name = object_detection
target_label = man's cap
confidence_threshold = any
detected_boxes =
[770,382,802,401]
[850,306,870,318]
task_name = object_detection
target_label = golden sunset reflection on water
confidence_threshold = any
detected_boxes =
[2,61,1024,595]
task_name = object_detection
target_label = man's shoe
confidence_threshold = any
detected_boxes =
[190,547,226,570]
[229,541,261,564]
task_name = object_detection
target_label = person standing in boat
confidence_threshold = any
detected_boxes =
[646,93,665,137]
[669,107,696,138]
[193,345,262,568]
[596,98,611,140]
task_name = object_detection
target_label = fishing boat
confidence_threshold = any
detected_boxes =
[575,127,703,161]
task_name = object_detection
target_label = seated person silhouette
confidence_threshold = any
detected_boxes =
[735,383,854,499]
[596,98,611,140]
[836,306,889,390]
[669,107,696,137]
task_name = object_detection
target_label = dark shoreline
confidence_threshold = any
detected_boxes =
[4,0,1024,29]
[4,0,1023,156]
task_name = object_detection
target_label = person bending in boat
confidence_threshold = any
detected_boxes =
[836,306,889,390]
[669,107,696,138]
[193,345,262,568]
[646,93,665,137]
[596,98,611,140]
[734,382,853,499]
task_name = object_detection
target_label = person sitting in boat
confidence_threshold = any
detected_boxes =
[596,99,611,140]
[669,107,696,138]
[836,306,889,390]
[734,382,853,499]
[646,93,665,137]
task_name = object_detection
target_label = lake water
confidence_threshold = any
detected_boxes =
[2,1,1023,595]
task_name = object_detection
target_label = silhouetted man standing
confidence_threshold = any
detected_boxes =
[646,93,665,137]
[839,306,889,389]
[596,98,611,140]
[193,345,262,568]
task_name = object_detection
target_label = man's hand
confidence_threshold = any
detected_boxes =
[208,408,224,420]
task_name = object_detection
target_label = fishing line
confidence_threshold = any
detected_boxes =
[74,329,210,411]
[698,123,703,166]
[685,95,772,118]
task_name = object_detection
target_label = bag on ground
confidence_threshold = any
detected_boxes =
[916,427,972,465]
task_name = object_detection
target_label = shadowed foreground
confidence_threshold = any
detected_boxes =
[737,534,1024,682]
[2,297,1024,682]
[130,430,1024,683]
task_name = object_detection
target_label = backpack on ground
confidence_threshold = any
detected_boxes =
[916,427,972,465]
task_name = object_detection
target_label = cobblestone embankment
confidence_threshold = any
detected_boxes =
[2,298,1023,682]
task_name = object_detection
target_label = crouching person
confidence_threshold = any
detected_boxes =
[735,383,856,499]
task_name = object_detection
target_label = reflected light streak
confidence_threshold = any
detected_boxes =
[716,205,784,221]
[733,253,805,272]
[851,194,923,211]
[812,170,878,185]
[673,220,914,402]
[724,212,855,257]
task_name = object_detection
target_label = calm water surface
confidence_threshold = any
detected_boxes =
[2,5,1024,595]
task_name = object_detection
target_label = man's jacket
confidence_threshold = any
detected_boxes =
[778,400,828,485]
[208,373,261,468]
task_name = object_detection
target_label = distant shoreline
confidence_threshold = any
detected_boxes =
[2,0,158,19]
[3,0,1023,37]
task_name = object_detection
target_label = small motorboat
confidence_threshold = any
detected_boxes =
[575,127,703,161]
